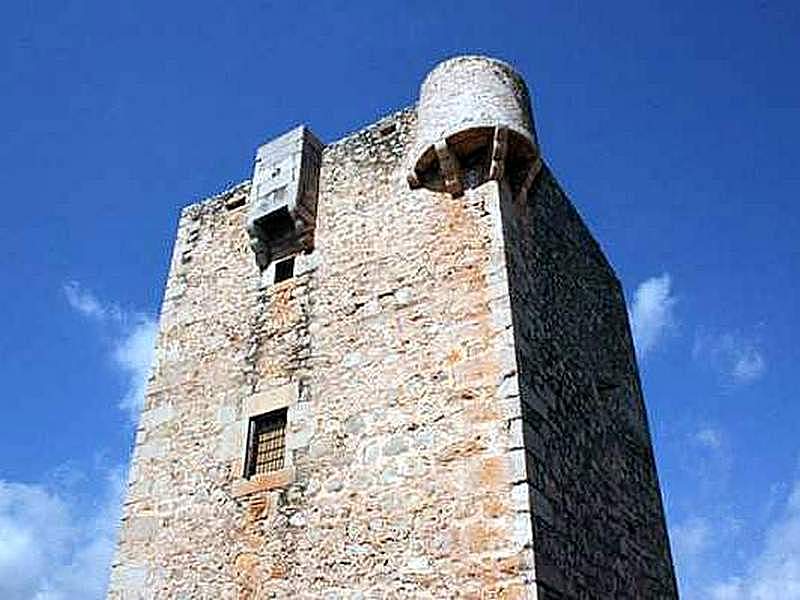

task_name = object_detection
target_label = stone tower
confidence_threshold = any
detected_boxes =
[109,56,678,599]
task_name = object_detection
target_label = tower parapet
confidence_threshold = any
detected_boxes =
[408,55,541,199]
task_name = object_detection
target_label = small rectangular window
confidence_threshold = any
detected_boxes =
[245,409,287,478]
[274,257,295,284]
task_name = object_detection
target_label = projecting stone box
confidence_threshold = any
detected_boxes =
[246,125,323,269]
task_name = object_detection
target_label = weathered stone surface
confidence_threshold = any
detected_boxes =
[499,168,678,598]
[109,56,676,599]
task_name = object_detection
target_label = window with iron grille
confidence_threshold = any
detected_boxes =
[245,408,287,478]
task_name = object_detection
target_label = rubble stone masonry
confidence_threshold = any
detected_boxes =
[109,57,677,599]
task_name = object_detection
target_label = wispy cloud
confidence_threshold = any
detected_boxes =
[708,477,800,599]
[629,273,677,357]
[0,465,124,600]
[695,427,724,451]
[672,437,800,599]
[688,426,734,497]
[63,281,157,420]
[693,330,766,385]
[112,318,158,418]
[63,281,122,323]
[671,426,742,598]
[673,516,712,561]
[17,281,159,599]
[672,510,744,599]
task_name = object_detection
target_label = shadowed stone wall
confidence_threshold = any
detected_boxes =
[499,168,678,599]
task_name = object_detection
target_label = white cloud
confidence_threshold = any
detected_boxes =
[709,580,742,600]
[63,281,157,420]
[629,273,677,357]
[62,281,122,323]
[0,467,124,600]
[16,280,150,599]
[732,349,766,384]
[113,318,158,418]
[672,463,800,599]
[672,511,744,600]
[708,478,800,599]
[693,331,766,385]
[695,428,724,451]
[671,427,741,599]
[673,517,712,560]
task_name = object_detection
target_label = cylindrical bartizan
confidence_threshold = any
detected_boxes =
[408,56,539,196]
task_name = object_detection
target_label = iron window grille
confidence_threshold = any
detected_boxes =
[245,408,288,478]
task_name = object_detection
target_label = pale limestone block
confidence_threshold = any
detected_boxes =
[216,422,241,462]
[513,511,535,549]
[286,402,315,449]
[507,448,528,483]
[511,481,531,512]
[243,381,297,417]
[498,373,520,399]
[216,404,237,426]
[127,516,159,542]
[112,563,148,591]
[140,404,175,430]
[136,438,168,460]
[507,417,525,450]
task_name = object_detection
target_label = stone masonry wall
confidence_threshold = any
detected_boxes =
[109,83,677,597]
[499,168,678,599]
[109,109,539,599]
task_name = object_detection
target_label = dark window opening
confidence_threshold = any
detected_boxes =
[224,195,246,211]
[245,409,287,478]
[274,257,295,283]
[256,205,293,234]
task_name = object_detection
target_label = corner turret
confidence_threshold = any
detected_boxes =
[408,55,542,199]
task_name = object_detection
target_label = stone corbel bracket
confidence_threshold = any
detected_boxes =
[516,156,543,204]
[434,140,464,197]
[489,125,508,182]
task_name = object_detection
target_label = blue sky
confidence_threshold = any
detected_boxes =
[1,1,798,597]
